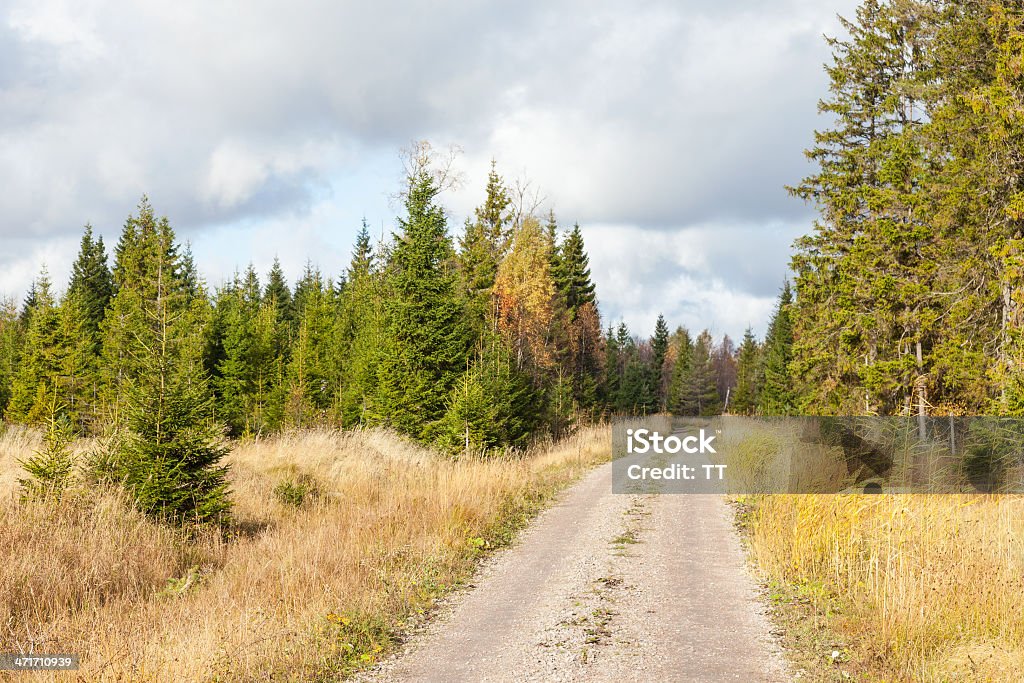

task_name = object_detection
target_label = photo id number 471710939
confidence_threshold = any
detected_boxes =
[0,654,80,670]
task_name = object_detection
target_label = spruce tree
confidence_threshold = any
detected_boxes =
[437,335,539,454]
[6,276,94,429]
[65,226,112,426]
[178,242,204,303]
[249,302,284,432]
[601,325,621,410]
[114,318,230,526]
[292,262,321,328]
[0,298,22,419]
[209,268,276,435]
[19,280,38,327]
[264,257,294,331]
[438,368,494,455]
[285,269,336,428]
[458,163,513,342]
[7,271,60,425]
[475,160,514,257]
[262,257,294,427]
[100,202,230,525]
[18,399,75,500]
[334,225,384,427]
[732,327,762,415]
[606,324,654,415]
[373,162,469,439]
[545,210,562,275]
[668,327,693,415]
[547,220,602,407]
[612,323,633,410]
[618,344,655,415]
[790,0,935,414]
[53,289,98,428]
[759,283,796,415]
[203,282,232,393]
[68,224,113,349]
[102,198,186,415]
[651,314,670,410]
[553,223,597,321]
[687,330,721,417]
[458,218,499,337]
[925,3,1024,413]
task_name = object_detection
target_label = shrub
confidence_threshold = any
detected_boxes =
[273,472,320,507]
[18,413,75,501]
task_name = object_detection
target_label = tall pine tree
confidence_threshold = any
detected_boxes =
[334,224,385,427]
[99,200,230,525]
[731,327,762,415]
[651,314,670,411]
[68,224,113,351]
[7,271,59,425]
[373,155,469,439]
[667,327,693,415]
[759,283,796,415]
[0,298,22,419]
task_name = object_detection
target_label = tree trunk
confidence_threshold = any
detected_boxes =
[916,340,927,441]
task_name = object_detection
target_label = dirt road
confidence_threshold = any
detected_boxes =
[358,462,788,682]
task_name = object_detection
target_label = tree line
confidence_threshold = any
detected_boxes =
[788,0,1024,416]
[0,143,797,523]
[600,285,794,418]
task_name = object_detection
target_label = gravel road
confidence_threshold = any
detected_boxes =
[357,462,789,682]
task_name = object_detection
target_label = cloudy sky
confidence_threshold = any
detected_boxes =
[0,0,858,340]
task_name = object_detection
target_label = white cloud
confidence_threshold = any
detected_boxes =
[0,235,78,300]
[8,0,106,61]
[584,222,799,337]
[0,0,859,335]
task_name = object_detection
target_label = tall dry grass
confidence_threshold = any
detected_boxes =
[747,496,1024,680]
[0,424,609,681]
[720,420,1024,680]
[0,424,40,494]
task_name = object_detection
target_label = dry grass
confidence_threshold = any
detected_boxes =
[749,495,1024,681]
[0,424,41,494]
[726,423,1024,681]
[0,424,609,681]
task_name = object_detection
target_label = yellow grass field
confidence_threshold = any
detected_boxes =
[0,425,609,681]
[721,419,1024,681]
[746,494,1024,681]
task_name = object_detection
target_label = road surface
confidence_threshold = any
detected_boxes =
[357,462,788,682]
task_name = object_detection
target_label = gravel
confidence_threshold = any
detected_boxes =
[356,463,789,682]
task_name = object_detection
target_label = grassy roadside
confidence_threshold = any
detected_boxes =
[734,494,1024,682]
[0,424,609,681]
